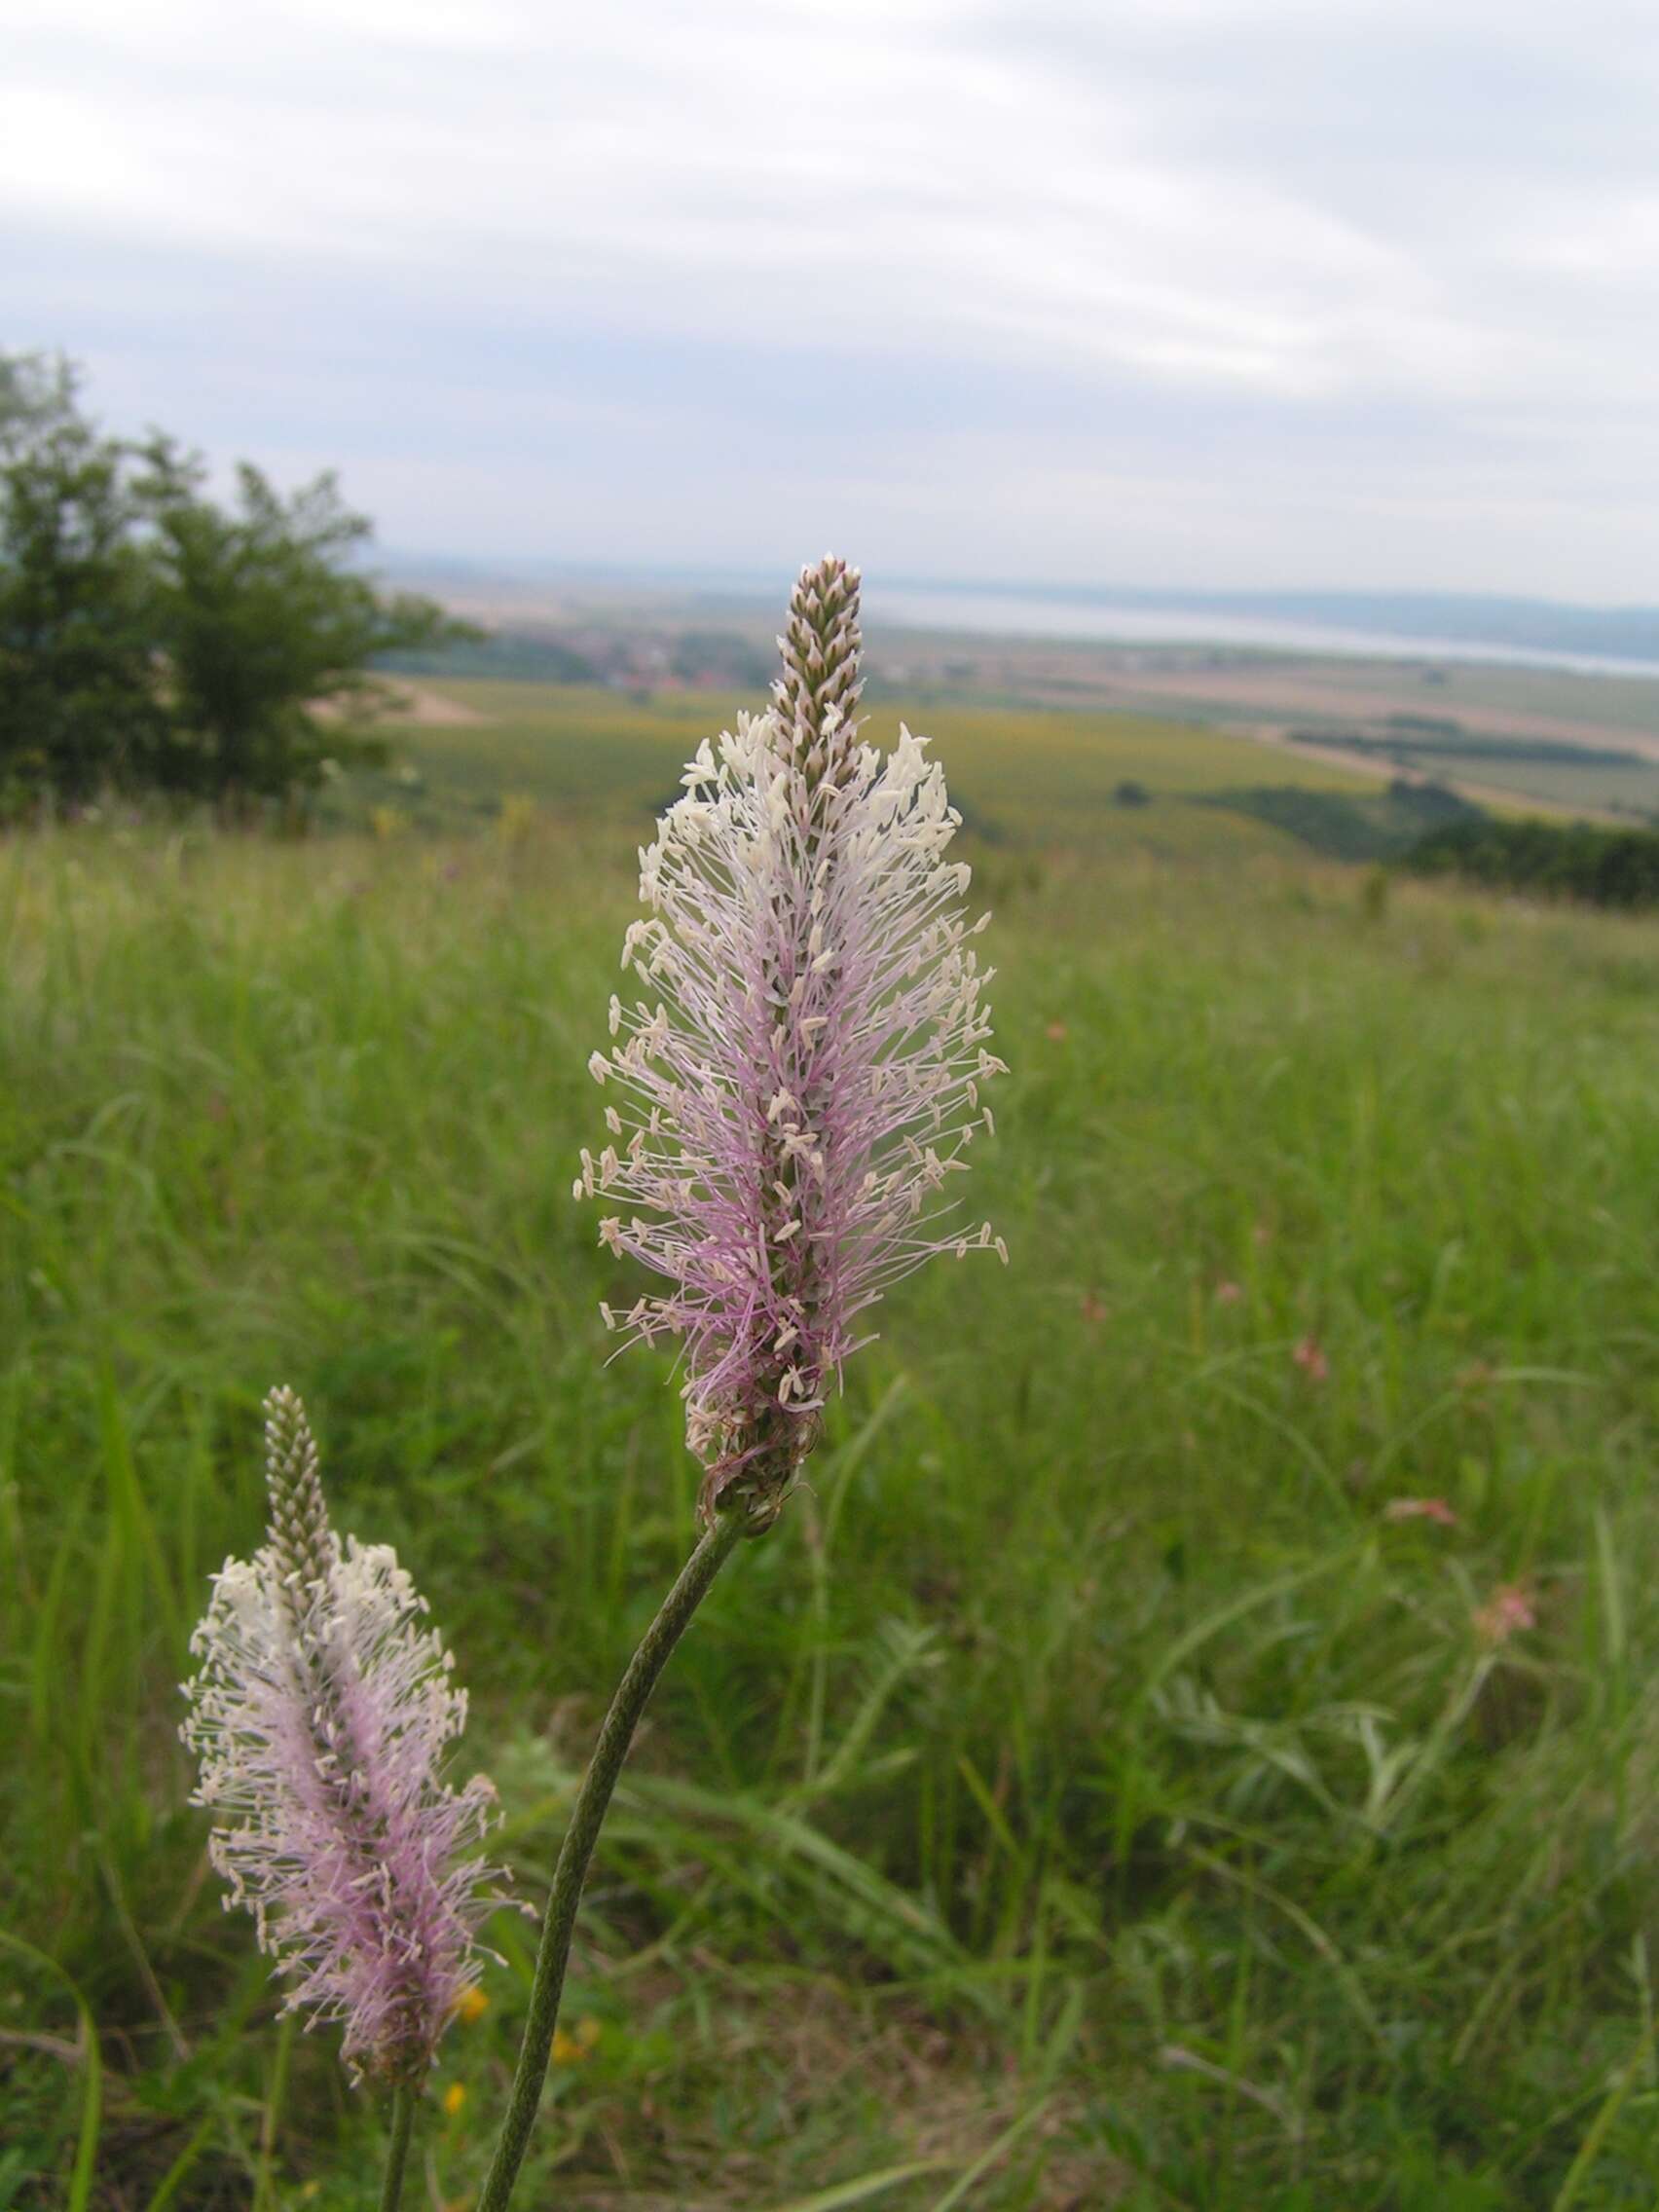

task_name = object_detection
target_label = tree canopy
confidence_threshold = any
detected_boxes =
[0,352,467,819]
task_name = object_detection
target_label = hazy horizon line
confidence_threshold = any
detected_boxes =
[376,553,1659,624]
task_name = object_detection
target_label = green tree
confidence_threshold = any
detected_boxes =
[137,441,468,816]
[0,354,165,813]
[0,349,472,819]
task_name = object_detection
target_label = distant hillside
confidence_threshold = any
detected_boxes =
[378,558,1659,669]
[378,633,598,683]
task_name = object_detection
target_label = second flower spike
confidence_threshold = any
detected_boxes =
[181,1386,506,2087]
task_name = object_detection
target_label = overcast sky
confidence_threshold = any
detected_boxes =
[6,0,1659,600]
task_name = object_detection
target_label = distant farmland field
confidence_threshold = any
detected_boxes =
[1358,743,1659,818]
[1091,655,1659,819]
[339,679,1382,857]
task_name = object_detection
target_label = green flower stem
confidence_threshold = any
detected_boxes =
[478,1511,746,2212]
[378,2085,415,2212]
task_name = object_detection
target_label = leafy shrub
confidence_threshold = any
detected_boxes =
[1205,782,1483,863]
[1406,816,1659,908]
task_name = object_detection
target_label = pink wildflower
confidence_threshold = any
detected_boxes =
[576,556,1006,1526]
[1382,1496,1459,1528]
[181,1388,504,2084]
[1292,1336,1329,1383]
[1474,1583,1536,1646]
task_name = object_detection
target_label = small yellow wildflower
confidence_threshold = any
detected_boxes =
[551,2015,602,2065]
[454,1985,490,2025]
[443,2082,468,2119]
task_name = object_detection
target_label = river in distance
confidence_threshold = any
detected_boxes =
[865,585,1659,682]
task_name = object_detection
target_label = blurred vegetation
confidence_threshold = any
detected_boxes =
[1206,779,1484,864]
[4,800,1659,2205]
[383,632,600,685]
[1408,815,1659,909]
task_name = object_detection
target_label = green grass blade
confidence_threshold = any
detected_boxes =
[0,1930,102,2212]
[142,2119,215,2212]
[760,2160,953,2212]
[927,2101,1051,2212]
[1550,2042,1647,2212]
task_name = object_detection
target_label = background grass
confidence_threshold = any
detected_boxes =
[4,686,1659,2208]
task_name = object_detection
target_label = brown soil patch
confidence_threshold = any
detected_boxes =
[373,682,492,727]
[312,682,493,728]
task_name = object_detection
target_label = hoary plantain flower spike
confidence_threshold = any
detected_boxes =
[180,1387,507,2086]
[575,554,1007,1530]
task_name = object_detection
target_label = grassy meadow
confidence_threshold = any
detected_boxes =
[5,682,1659,2209]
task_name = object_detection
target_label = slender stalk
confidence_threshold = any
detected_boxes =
[378,2085,416,2212]
[253,2009,295,2211]
[478,1512,745,2211]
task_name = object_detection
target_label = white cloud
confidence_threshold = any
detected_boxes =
[4,0,1658,594]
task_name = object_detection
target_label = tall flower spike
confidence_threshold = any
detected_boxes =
[181,1389,506,2086]
[576,555,1007,1529]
